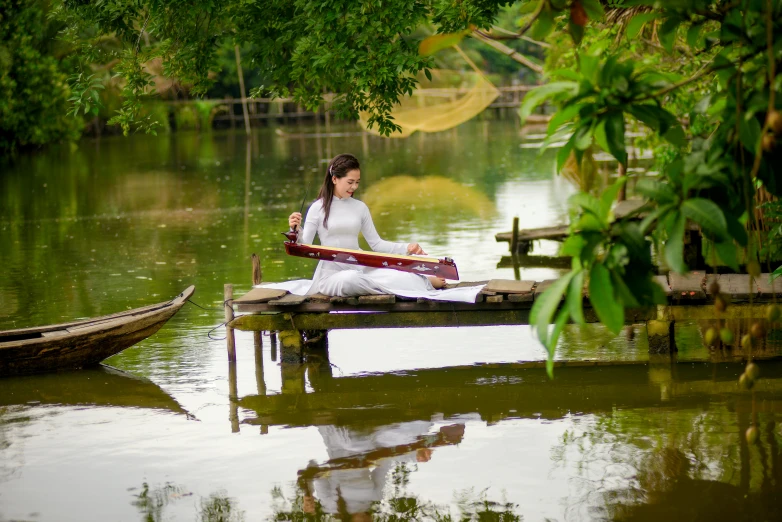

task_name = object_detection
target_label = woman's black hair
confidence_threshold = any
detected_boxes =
[317,153,360,228]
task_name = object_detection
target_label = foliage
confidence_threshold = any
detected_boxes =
[519,0,782,371]
[0,0,83,158]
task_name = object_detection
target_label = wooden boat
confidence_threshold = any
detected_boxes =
[282,230,459,280]
[0,285,195,377]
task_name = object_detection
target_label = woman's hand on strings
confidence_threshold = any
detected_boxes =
[407,243,427,255]
[289,212,302,230]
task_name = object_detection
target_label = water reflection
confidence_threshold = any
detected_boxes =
[131,482,245,522]
[0,365,189,414]
[239,360,782,518]
[361,175,496,235]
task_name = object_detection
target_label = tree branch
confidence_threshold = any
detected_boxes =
[485,25,551,47]
[471,31,544,73]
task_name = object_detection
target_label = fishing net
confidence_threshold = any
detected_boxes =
[358,47,500,138]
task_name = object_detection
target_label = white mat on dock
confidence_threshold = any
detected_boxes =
[255,279,485,303]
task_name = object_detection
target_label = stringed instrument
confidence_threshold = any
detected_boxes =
[282,229,459,280]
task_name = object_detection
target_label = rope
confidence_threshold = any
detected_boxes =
[207,322,228,341]
[187,298,231,311]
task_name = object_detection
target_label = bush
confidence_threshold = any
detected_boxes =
[0,0,82,159]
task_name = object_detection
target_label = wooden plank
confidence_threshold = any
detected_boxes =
[756,274,781,299]
[485,280,535,294]
[234,287,288,304]
[705,274,757,301]
[445,281,488,289]
[358,295,396,304]
[485,295,504,303]
[653,275,672,297]
[668,271,706,300]
[508,292,533,303]
[534,280,561,300]
[267,294,308,307]
[307,293,332,303]
[330,296,359,305]
[495,225,568,244]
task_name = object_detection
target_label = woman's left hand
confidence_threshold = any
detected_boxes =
[407,243,427,255]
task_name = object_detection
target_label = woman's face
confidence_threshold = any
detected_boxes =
[333,169,361,199]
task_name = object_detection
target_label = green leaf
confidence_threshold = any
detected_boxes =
[625,13,658,40]
[419,32,467,56]
[658,16,681,52]
[739,115,762,153]
[519,82,579,124]
[567,269,585,324]
[581,0,605,20]
[664,211,687,273]
[573,122,593,150]
[714,240,739,271]
[548,103,583,134]
[771,265,782,281]
[686,22,702,49]
[530,9,556,41]
[424,69,432,81]
[604,111,627,165]
[546,307,570,378]
[589,263,624,334]
[531,271,576,347]
[599,177,627,220]
[639,203,675,234]
[569,18,585,44]
[681,198,729,240]
[663,125,686,147]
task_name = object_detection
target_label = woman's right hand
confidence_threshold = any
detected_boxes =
[289,212,302,230]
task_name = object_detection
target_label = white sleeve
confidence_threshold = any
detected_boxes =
[298,200,321,245]
[360,203,407,254]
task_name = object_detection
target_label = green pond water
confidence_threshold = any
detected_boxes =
[2,121,782,521]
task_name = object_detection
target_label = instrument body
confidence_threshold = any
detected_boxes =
[282,231,459,280]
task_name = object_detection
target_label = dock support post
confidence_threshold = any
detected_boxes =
[228,360,240,433]
[511,216,519,254]
[647,320,676,354]
[279,329,303,363]
[224,284,236,362]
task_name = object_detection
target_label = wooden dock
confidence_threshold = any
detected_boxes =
[226,267,781,362]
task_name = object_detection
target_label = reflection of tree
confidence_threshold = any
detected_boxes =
[551,403,782,522]
[360,175,496,234]
[131,482,245,522]
[270,465,522,521]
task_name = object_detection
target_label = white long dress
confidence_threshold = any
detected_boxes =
[258,196,484,302]
[298,196,435,297]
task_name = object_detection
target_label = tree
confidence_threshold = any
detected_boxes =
[56,0,782,372]
[0,0,83,158]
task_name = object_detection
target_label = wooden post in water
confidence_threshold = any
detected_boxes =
[510,216,520,255]
[647,320,675,354]
[228,360,240,433]
[224,284,236,361]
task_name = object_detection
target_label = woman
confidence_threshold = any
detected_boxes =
[288,153,446,297]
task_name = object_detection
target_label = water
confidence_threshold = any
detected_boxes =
[2,121,782,521]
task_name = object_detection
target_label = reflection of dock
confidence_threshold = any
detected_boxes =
[0,365,189,415]
[238,360,782,429]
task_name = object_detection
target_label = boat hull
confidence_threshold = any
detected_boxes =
[0,286,194,377]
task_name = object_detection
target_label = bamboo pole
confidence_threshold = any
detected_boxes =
[510,216,520,255]
[234,45,252,135]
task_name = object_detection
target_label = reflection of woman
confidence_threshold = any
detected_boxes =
[288,153,446,297]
